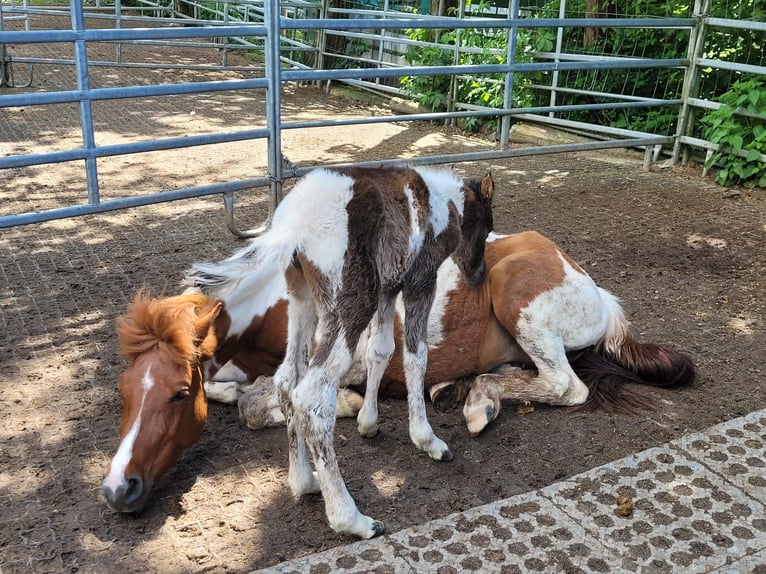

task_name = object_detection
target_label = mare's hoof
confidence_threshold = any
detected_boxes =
[439,448,454,462]
[429,381,458,413]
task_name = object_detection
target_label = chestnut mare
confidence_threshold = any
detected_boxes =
[104,166,495,539]
[102,228,694,521]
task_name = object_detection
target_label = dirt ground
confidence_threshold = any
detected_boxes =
[1,17,765,574]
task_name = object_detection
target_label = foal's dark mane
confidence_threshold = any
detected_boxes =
[117,292,215,367]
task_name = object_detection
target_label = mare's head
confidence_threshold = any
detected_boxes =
[102,291,221,513]
[455,173,495,287]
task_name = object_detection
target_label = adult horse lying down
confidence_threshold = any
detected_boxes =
[104,165,495,539]
[102,227,694,521]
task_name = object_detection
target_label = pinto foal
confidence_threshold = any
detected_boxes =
[189,166,494,538]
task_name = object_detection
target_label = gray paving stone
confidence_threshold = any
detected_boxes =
[255,409,766,574]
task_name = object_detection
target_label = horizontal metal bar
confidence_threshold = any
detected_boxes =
[0,77,268,108]
[281,57,688,82]
[515,112,668,140]
[529,83,680,104]
[280,17,693,31]
[696,58,766,77]
[704,17,766,32]
[679,135,766,163]
[686,97,766,122]
[6,56,263,73]
[0,127,271,169]
[0,176,272,228]
[0,24,267,44]
[284,136,674,179]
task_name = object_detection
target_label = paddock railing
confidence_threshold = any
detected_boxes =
[1,0,762,232]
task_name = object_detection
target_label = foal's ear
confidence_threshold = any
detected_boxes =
[480,173,494,202]
[192,302,222,359]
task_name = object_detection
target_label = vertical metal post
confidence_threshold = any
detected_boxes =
[446,0,464,126]
[71,0,101,205]
[548,0,565,118]
[671,0,708,165]
[0,3,7,88]
[376,0,390,86]
[115,0,123,64]
[265,0,283,209]
[500,0,520,149]
[222,0,230,68]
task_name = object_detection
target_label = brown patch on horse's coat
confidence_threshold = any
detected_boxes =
[117,291,221,367]
[486,231,570,338]
[214,299,288,379]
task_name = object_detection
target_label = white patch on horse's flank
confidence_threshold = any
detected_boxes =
[219,262,287,338]
[392,257,461,348]
[516,252,607,351]
[487,231,508,243]
[413,167,464,236]
[275,168,354,281]
[404,185,425,255]
[103,367,154,491]
[208,361,251,384]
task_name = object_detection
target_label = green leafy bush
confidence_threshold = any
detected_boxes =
[700,78,766,188]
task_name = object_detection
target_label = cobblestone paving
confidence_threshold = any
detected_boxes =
[257,409,766,573]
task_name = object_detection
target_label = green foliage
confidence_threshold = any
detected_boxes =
[700,78,766,188]
[401,0,550,132]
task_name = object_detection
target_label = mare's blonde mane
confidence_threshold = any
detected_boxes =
[117,291,216,366]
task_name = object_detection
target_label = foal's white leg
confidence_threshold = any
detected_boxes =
[276,295,320,497]
[402,292,452,462]
[356,296,396,438]
[293,338,384,539]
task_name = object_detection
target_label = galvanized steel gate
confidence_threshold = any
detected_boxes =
[0,1,761,233]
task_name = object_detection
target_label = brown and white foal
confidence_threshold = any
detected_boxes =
[187,166,494,538]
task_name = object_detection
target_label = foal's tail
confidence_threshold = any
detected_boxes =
[184,225,300,295]
[570,287,696,412]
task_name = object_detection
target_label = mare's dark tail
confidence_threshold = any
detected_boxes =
[569,287,696,412]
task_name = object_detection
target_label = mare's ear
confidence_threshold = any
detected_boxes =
[192,301,222,360]
[480,173,494,202]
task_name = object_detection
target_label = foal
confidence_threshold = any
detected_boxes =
[189,166,494,538]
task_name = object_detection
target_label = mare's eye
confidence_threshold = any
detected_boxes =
[171,389,190,403]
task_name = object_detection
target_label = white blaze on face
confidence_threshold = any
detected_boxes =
[103,367,154,491]
[394,256,461,348]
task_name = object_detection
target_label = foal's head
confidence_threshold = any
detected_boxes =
[456,173,495,287]
[102,292,221,513]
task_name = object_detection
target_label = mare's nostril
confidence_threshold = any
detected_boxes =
[124,476,144,506]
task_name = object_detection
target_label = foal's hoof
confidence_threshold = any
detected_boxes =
[438,448,454,462]
[423,436,453,462]
[370,520,385,538]
[357,423,379,439]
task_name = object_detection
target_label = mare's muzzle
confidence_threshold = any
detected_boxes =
[102,475,149,513]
